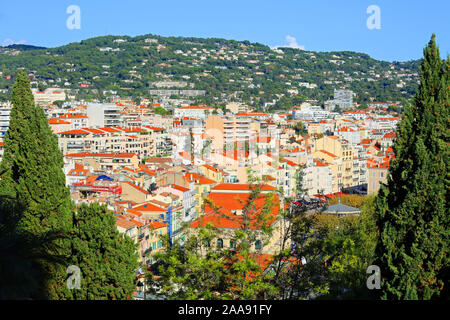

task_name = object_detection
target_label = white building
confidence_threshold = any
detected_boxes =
[0,103,11,139]
[87,103,123,128]
[174,106,214,119]
[293,106,330,121]
[31,88,66,104]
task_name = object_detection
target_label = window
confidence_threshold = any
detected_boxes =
[380,172,384,178]
[255,240,262,250]
[217,238,223,249]
[230,240,236,249]
[157,241,161,248]
[204,240,210,248]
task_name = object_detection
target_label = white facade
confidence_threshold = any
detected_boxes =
[174,106,214,119]
[0,104,11,139]
[87,103,123,127]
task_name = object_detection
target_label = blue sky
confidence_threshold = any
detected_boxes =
[0,0,448,62]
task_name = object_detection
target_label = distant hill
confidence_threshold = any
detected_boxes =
[0,34,421,107]
[4,44,47,51]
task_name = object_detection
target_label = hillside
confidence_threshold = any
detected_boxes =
[0,34,421,108]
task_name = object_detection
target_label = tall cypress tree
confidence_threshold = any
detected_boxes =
[70,203,138,300]
[374,35,449,299]
[0,70,74,299]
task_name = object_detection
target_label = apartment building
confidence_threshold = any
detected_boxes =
[174,106,214,119]
[32,88,66,105]
[0,104,11,139]
[205,115,257,153]
[87,103,123,127]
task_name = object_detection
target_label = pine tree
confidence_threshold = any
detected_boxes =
[374,35,449,299]
[70,203,139,300]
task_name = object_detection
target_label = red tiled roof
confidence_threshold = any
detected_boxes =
[99,127,122,133]
[116,217,137,229]
[137,164,157,176]
[59,113,88,119]
[313,159,328,167]
[49,118,70,124]
[65,152,137,158]
[83,128,105,134]
[133,202,165,212]
[58,129,90,135]
[178,106,214,110]
[318,150,337,158]
[191,192,280,230]
[212,183,276,192]
[383,132,396,139]
[149,221,167,229]
[202,164,218,172]
[185,172,216,184]
[170,184,190,192]
[145,126,165,131]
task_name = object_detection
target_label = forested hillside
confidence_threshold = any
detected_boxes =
[0,34,421,108]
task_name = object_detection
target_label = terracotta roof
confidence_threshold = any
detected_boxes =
[314,159,329,167]
[318,150,337,158]
[170,184,190,192]
[137,164,157,175]
[49,118,70,124]
[185,172,216,184]
[383,132,396,139]
[99,127,122,133]
[202,164,218,172]
[212,183,276,192]
[116,217,137,229]
[149,221,167,229]
[65,152,137,158]
[178,106,214,110]
[83,128,106,134]
[58,129,90,135]
[59,113,88,119]
[191,192,280,230]
[133,202,165,212]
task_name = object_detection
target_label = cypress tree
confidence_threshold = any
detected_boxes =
[0,70,74,299]
[71,203,138,300]
[374,35,449,299]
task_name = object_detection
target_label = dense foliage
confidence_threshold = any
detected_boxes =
[0,70,74,299]
[0,72,139,300]
[0,34,420,107]
[69,203,139,300]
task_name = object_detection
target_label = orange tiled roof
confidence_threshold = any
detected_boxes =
[212,183,276,192]
[191,192,280,230]
[133,202,165,212]
[49,118,70,124]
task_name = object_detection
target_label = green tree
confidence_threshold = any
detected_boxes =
[153,106,170,115]
[294,121,308,136]
[373,35,449,300]
[316,195,378,299]
[70,203,139,300]
[148,174,279,300]
[0,70,74,299]
[269,166,329,299]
